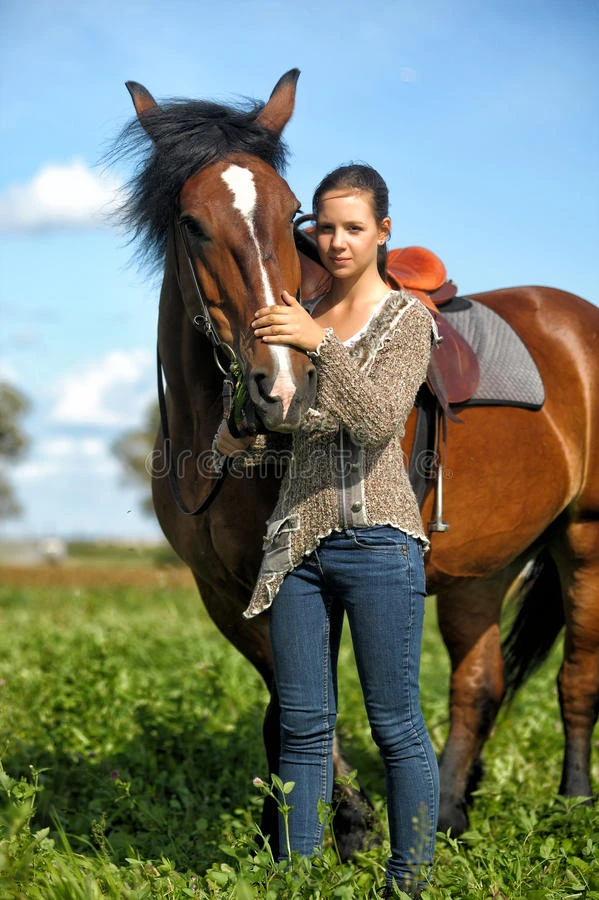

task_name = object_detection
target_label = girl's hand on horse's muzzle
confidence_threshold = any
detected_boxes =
[252,290,326,352]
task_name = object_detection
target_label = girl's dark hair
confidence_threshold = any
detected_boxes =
[312,163,390,277]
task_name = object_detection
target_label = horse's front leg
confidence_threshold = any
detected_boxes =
[262,687,375,860]
[436,574,513,834]
[329,735,377,860]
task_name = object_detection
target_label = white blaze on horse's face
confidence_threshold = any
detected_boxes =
[221,164,296,418]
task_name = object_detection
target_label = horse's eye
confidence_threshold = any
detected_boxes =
[180,217,206,240]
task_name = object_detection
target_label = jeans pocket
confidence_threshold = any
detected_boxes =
[350,526,407,553]
[262,515,300,574]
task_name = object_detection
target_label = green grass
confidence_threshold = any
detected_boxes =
[0,570,598,898]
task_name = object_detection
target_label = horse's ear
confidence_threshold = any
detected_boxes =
[125,81,162,138]
[256,69,300,135]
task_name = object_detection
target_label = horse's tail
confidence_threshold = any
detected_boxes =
[501,548,564,702]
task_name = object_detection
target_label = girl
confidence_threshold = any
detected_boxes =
[219,164,439,897]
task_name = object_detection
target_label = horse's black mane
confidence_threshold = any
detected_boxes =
[109,95,289,271]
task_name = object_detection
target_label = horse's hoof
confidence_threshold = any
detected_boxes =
[332,791,379,860]
[437,799,469,837]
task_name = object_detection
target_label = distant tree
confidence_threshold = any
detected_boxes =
[111,400,159,515]
[0,382,30,519]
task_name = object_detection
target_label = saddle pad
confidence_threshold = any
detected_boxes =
[441,297,545,410]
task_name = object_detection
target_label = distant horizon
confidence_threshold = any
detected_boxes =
[0,533,167,546]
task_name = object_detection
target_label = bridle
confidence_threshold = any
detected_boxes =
[155,217,247,517]
[174,217,237,364]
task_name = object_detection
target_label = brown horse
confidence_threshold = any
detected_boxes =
[115,71,599,853]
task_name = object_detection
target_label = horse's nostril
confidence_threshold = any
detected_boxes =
[250,369,277,404]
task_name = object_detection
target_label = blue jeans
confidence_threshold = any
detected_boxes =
[269,526,439,889]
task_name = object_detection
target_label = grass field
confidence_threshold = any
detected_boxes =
[1,544,598,898]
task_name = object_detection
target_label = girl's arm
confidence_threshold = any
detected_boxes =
[305,299,433,446]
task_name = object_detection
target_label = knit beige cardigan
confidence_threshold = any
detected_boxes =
[244,289,436,619]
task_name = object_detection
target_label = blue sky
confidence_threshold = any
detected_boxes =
[1,0,597,541]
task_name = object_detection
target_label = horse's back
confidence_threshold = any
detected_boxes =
[464,285,599,444]
[467,285,599,356]
[422,285,599,584]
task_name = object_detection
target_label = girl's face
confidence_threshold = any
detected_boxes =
[315,190,390,282]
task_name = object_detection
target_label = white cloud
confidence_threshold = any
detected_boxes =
[9,423,159,540]
[51,349,154,427]
[42,438,80,458]
[41,437,106,458]
[0,361,20,384]
[0,158,123,234]
[16,436,118,484]
[16,460,62,482]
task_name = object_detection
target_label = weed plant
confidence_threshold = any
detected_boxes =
[0,572,598,898]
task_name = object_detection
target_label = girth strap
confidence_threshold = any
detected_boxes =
[408,386,437,507]
[408,384,450,532]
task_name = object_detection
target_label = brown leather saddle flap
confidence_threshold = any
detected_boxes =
[429,315,480,404]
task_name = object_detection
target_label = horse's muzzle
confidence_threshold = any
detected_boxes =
[247,361,317,432]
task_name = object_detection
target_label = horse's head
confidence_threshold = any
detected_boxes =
[125,70,316,433]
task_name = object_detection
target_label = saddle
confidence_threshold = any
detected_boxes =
[386,247,480,405]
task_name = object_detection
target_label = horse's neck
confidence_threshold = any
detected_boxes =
[157,249,223,450]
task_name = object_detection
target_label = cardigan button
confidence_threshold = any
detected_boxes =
[351,501,362,512]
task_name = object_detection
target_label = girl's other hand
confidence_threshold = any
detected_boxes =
[215,420,255,457]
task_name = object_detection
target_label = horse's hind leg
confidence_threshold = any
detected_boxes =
[556,520,599,799]
[436,566,522,834]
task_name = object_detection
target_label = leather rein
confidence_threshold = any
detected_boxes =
[156,218,245,517]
